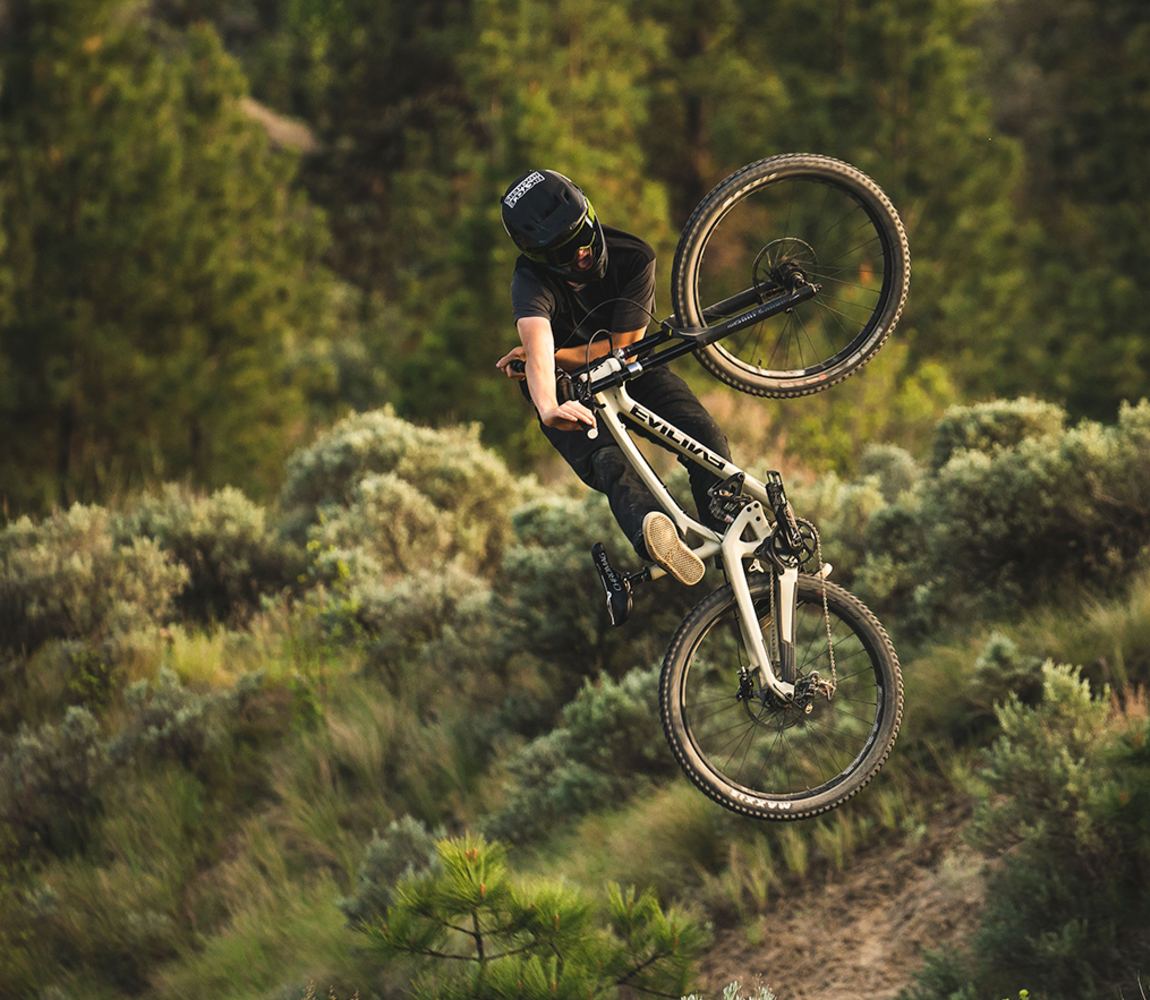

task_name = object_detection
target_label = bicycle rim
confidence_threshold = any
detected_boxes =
[660,574,902,820]
[673,155,909,398]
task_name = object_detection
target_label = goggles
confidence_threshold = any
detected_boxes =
[523,205,600,270]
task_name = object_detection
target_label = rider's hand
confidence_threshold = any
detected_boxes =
[540,400,597,434]
[496,345,527,379]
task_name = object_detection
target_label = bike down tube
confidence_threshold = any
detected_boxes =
[591,363,777,510]
[592,376,723,550]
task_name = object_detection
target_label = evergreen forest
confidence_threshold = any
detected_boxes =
[2,0,1150,998]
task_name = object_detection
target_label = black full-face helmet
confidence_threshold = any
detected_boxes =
[500,169,608,282]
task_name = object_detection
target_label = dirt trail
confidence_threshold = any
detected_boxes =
[696,809,987,1000]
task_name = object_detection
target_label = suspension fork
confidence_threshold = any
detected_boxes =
[720,502,797,701]
[772,565,799,686]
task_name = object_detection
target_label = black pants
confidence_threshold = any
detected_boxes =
[528,367,732,559]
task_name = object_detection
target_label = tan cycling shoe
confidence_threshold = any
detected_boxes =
[643,512,705,586]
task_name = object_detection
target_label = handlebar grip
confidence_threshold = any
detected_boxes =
[509,358,581,404]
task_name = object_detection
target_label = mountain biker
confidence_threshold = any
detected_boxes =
[495,168,731,586]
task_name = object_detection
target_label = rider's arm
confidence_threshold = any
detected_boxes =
[554,326,646,372]
[516,316,596,432]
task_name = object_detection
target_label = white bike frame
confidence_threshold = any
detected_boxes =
[585,354,798,701]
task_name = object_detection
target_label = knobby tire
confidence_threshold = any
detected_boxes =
[659,572,903,821]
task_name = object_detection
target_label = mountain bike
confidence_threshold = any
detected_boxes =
[519,154,909,821]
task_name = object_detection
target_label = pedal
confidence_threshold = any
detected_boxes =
[592,542,633,627]
[707,472,749,524]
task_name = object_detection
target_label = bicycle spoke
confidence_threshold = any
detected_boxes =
[676,577,894,806]
[690,171,895,385]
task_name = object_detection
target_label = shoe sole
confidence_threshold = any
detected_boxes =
[644,513,705,586]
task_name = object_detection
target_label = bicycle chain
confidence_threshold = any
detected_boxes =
[812,523,837,696]
[767,559,777,667]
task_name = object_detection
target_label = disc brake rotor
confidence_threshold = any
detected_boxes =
[753,238,818,294]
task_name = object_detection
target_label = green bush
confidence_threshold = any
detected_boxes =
[0,669,282,862]
[968,663,1108,851]
[480,666,674,844]
[895,947,976,1000]
[109,669,232,772]
[495,494,621,683]
[858,443,921,502]
[928,397,1065,472]
[305,469,482,580]
[0,504,188,657]
[108,669,288,786]
[116,484,305,626]
[559,666,674,780]
[495,492,688,695]
[350,567,494,689]
[906,663,1150,999]
[788,467,889,589]
[0,672,299,998]
[969,632,1044,710]
[336,815,441,928]
[0,706,109,857]
[858,399,1150,628]
[965,664,1127,997]
[277,407,537,578]
[916,631,1051,749]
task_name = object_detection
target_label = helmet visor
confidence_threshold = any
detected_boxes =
[522,204,601,271]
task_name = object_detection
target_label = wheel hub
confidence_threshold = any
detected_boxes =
[734,666,827,725]
[753,238,818,294]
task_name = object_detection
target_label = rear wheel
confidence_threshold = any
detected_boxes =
[672,154,910,397]
[659,573,902,820]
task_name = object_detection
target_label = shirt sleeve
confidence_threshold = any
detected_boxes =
[510,267,556,323]
[610,256,656,333]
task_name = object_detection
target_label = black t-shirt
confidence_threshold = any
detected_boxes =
[509,225,656,349]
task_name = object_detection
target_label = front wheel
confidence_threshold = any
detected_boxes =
[659,573,902,820]
[672,154,910,398]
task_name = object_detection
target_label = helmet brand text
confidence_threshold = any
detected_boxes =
[503,172,546,208]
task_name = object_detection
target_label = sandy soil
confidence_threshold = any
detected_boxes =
[695,809,988,1000]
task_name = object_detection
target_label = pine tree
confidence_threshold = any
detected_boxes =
[704,0,1030,390]
[0,0,337,513]
[390,0,677,453]
[975,0,1150,418]
[359,835,705,1000]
